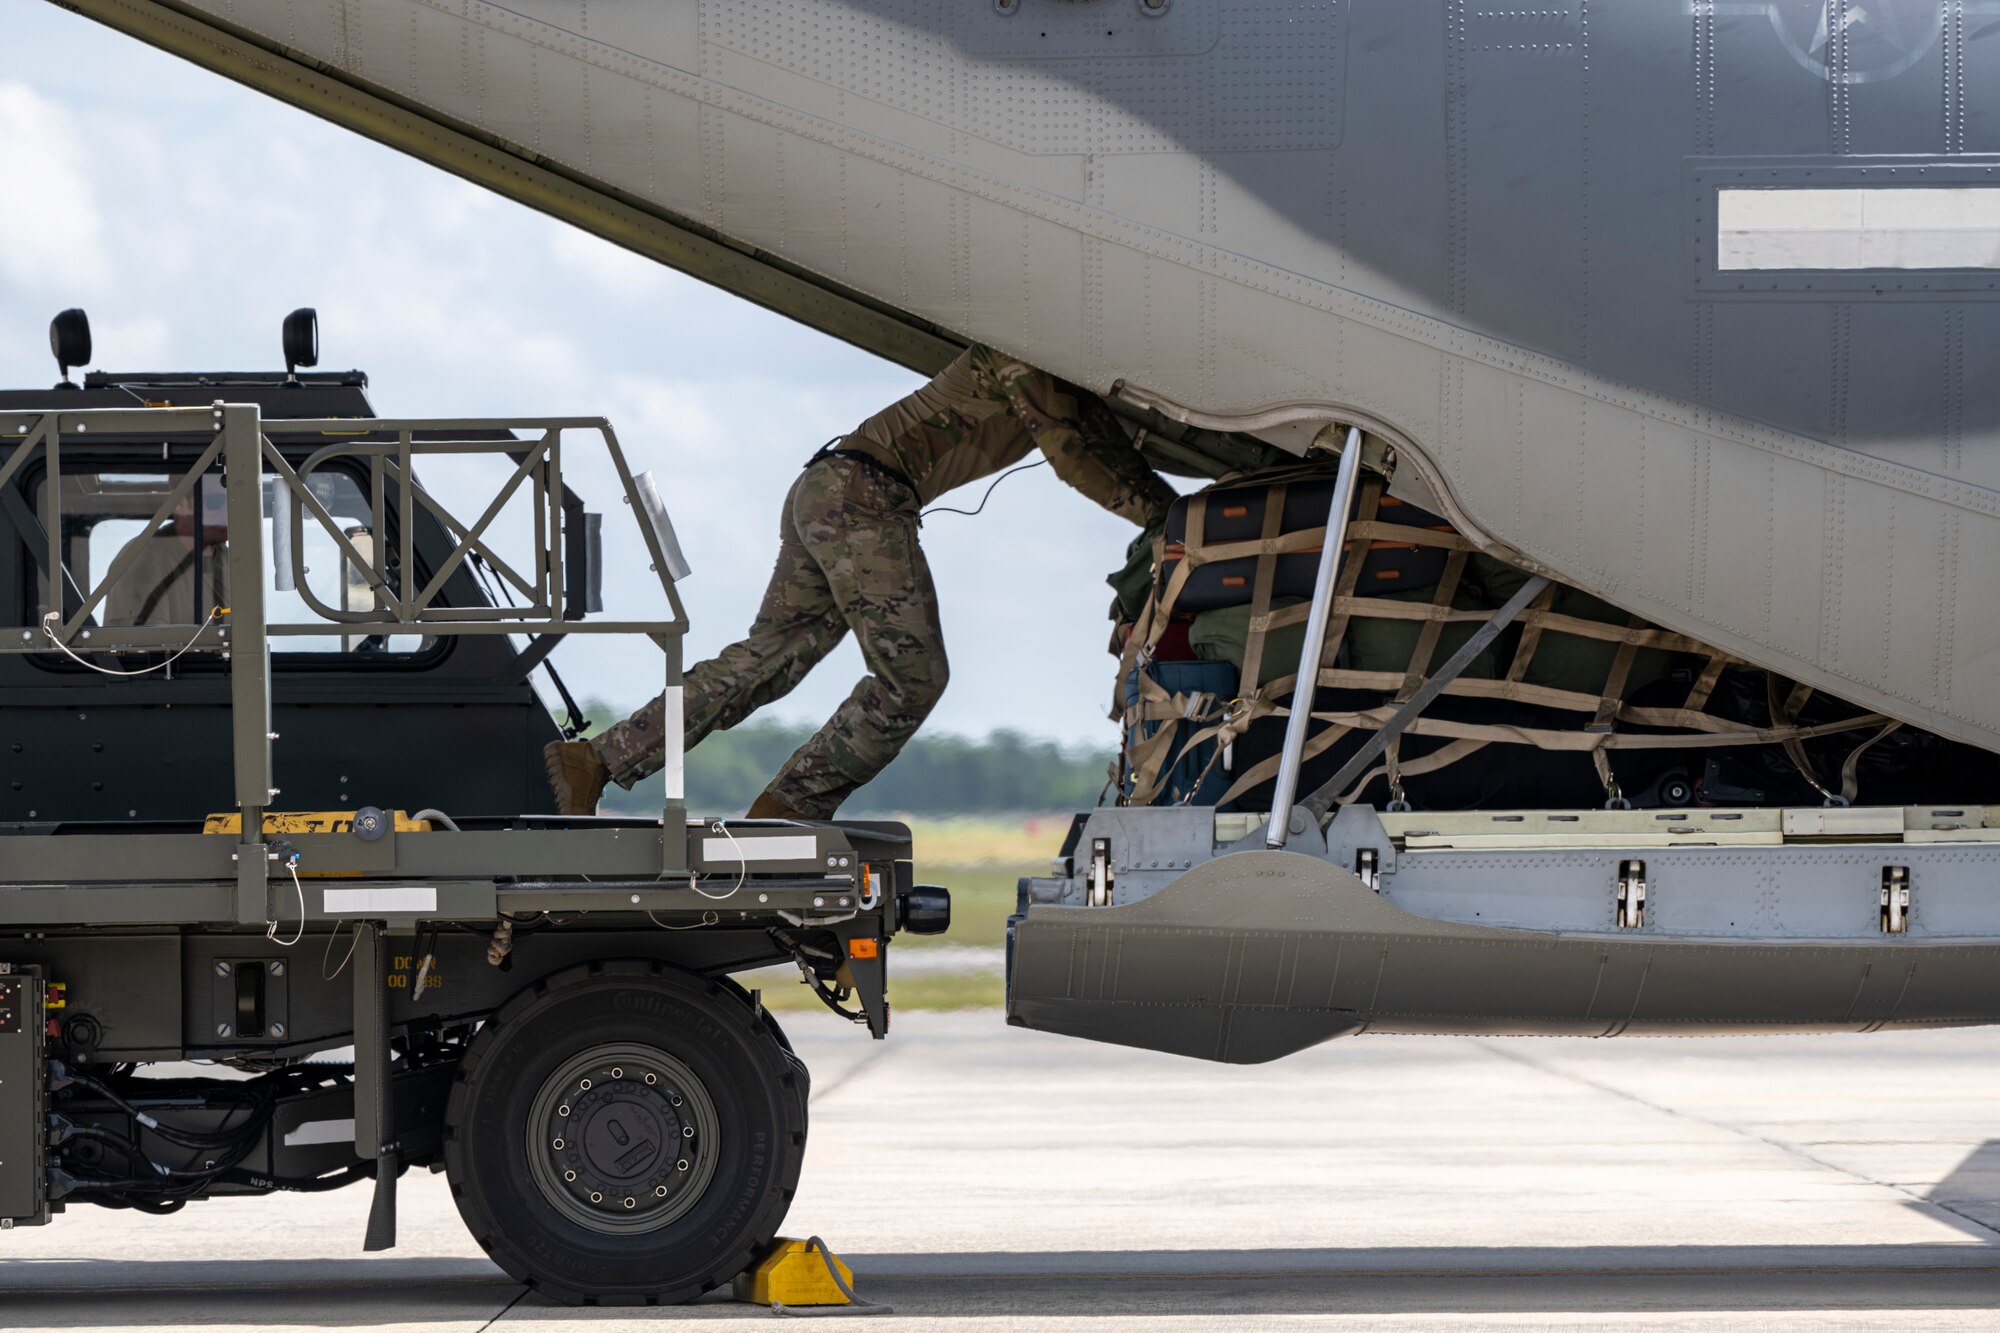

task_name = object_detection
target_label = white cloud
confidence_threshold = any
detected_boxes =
[0,82,108,293]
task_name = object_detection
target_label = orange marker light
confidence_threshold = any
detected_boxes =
[847,938,880,960]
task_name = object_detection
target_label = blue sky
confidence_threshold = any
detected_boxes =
[1,0,1153,746]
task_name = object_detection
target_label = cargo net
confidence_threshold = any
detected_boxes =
[1113,463,1986,813]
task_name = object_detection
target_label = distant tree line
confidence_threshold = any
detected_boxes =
[572,703,1113,815]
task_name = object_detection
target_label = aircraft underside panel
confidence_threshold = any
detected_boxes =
[74,0,2000,750]
[1006,809,2000,1064]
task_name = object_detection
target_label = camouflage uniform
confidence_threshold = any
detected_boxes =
[591,344,1175,817]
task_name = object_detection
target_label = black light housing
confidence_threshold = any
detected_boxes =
[897,884,952,936]
[282,307,318,384]
[49,308,90,389]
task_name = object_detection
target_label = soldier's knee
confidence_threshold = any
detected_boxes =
[893,655,948,719]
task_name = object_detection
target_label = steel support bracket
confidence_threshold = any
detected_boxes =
[1616,859,1647,930]
[1881,865,1911,935]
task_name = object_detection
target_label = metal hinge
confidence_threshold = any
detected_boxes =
[1355,847,1380,893]
[1087,837,1115,907]
[1615,859,1647,929]
[1880,865,1910,935]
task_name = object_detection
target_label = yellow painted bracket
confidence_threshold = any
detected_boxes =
[200,811,433,878]
[732,1237,855,1308]
[201,810,433,836]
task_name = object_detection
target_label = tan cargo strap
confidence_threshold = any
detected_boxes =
[1396,547,1469,702]
[1237,479,1291,706]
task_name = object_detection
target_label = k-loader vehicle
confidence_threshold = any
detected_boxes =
[0,309,947,1305]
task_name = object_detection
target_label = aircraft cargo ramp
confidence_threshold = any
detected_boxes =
[56,0,2000,755]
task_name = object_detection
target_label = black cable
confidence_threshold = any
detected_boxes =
[474,551,591,737]
[71,1069,273,1150]
[921,458,1048,518]
[805,974,868,1024]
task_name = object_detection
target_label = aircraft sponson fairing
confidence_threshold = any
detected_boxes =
[60,0,2000,751]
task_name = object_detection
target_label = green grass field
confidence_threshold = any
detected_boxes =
[744,814,1071,1011]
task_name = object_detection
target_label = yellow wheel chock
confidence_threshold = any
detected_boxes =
[734,1235,888,1316]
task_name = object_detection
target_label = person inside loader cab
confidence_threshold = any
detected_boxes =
[544,343,1177,819]
[102,490,229,628]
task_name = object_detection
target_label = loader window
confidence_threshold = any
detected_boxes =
[31,466,433,656]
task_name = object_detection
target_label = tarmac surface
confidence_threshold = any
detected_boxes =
[3,1012,1999,1329]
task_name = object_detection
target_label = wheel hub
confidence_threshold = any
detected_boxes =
[525,1043,719,1233]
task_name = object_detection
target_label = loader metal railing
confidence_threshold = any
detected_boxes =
[0,403,695,917]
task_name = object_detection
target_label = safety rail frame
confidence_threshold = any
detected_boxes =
[0,403,695,919]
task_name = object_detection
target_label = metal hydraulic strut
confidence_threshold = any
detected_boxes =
[1266,425,1365,850]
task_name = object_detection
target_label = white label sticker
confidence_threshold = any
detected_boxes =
[701,835,818,863]
[283,1117,356,1147]
[1719,187,2000,270]
[660,686,685,802]
[322,886,438,914]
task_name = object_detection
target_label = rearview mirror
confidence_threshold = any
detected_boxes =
[564,511,604,616]
[633,471,693,584]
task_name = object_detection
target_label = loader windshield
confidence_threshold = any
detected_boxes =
[34,466,433,655]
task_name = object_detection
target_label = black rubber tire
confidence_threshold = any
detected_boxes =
[442,961,807,1305]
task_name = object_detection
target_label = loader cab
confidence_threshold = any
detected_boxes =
[0,309,574,824]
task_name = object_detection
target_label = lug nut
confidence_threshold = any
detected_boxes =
[644,1073,657,1085]
[590,1191,603,1203]
[558,1104,570,1117]
[552,1138,565,1150]
[676,1159,690,1172]
[655,1185,668,1197]
[564,1170,576,1182]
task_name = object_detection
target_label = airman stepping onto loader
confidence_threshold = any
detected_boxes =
[545,343,1175,818]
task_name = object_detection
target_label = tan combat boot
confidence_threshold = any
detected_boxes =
[745,791,806,820]
[543,740,610,816]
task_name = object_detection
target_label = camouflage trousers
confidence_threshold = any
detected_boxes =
[591,454,947,818]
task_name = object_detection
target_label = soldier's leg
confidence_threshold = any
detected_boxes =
[759,462,947,818]
[590,471,848,789]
